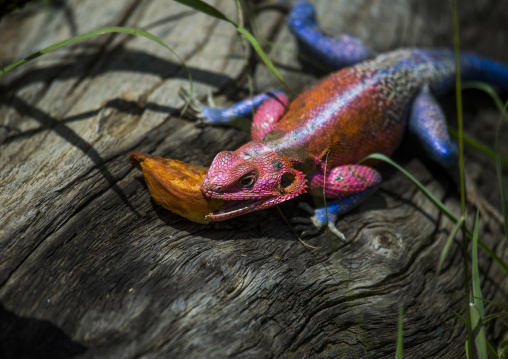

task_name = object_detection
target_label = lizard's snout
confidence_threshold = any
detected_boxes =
[201,176,224,196]
[202,150,244,197]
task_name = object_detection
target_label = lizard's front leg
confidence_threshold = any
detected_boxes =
[293,165,381,239]
[182,89,288,140]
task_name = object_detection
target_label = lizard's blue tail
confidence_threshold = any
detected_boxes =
[390,49,508,95]
[423,49,508,94]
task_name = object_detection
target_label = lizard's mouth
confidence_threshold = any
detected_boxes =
[206,194,296,221]
[206,197,276,221]
[203,173,308,221]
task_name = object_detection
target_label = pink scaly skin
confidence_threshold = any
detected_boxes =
[201,83,383,239]
[197,2,508,238]
[201,141,307,221]
[201,93,311,220]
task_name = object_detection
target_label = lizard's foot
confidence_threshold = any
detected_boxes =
[291,202,346,240]
[179,89,288,129]
[178,87,220,126]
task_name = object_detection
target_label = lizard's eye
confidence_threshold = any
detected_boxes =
[238,173,256,188]
[281,173,294,189]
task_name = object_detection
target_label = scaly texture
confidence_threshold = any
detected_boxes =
[199,1,508,236]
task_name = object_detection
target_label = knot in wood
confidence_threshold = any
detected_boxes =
[371,230,403,251]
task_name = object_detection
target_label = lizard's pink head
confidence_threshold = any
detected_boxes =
[202,142,307,221]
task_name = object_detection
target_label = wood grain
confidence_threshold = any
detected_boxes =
[1,1,507,358]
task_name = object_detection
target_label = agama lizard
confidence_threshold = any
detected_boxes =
[192,1,508,238]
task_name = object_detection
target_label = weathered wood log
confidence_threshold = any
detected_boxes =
[1,1,507,358]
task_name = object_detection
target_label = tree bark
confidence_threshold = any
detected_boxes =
[0,1,507,358]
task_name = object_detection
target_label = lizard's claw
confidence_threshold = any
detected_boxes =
[178,88,217,126]
[291,202,346,240]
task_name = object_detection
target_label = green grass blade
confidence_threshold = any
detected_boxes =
[257,37,333,73]
[465,339,472,359]
[452,0,466,219]
[451,2,475,352]
[174,0,231,20]
[482,311,508,323]
[476,240,508,275]
[395,305,404,359]
[450,309,467,325]
[471,211,485,318]
[360,153,459,222]
[470,303,489,359]
[462,81,508,248]
[1,27,182,76]
[486,342,499,359]
[174,0,294,93]
[436,216,464,276]
[0,26,194,113]
[465,339,471,359]
[463,81,508,124]
[495,119,508,248]
[473,296,508,312]
[447,127,508,167]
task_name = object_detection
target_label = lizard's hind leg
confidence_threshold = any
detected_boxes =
[409,85,503,223]
[287,1,375,70]
[408,84,458,168]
